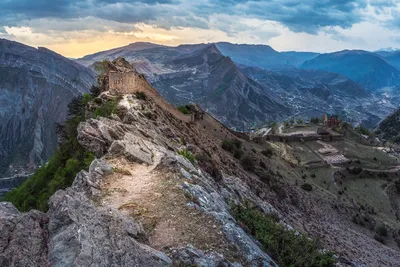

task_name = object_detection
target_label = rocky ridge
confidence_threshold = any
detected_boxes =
[0,59,279,266]
[2,58,400,266]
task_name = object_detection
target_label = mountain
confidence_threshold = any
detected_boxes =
[241,66,396,126]
[215,42,319,69]
[280,51,320,65]
[0,39,95,190]
[76,42,400,127]
[374,48,400,57]
[76,42,163,66]
[3,60,400,266]
[301,50,400,90]
[384,52,400,71]
[376,108,400,142]
[77,43,291,128]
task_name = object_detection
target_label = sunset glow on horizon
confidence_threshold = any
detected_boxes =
[1,1,400,58]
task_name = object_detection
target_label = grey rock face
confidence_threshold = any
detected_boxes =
[0,202,50,267]
[71,158,112,197]
[78,117,154,164]
[48,188,171,267]
[0,38,95,181]
[181,181,277,267]
[171,246,242,267]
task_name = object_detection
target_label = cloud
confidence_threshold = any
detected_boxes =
[1,0,400,57]
[0,0,374,34]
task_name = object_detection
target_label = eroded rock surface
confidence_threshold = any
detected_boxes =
[0,203,49,267]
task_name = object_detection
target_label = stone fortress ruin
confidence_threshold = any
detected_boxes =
[106,58,200,123]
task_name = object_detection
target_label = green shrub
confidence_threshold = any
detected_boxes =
[233,149,244,159]
[221,139,242,153]
[177,105,192,114]
[375,224,388,237]
[261,149,273,158]
[232,204,336,267]
[348,166,362,175]
[143,111,156,120]
[178,149,195,164]
[355,125,375,137]
[93,99,117,118]
[135,91,147,100]
[310,117,320,124]
[4,95,95,212]
[301,183,313,191]
[90,85,102,97]
[240,156,255,171]
[259,172,274,185]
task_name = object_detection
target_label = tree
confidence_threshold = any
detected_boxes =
[90,85,102,97]
[290,118,294,125]
[310,117,320,124]
[297,118,303,124]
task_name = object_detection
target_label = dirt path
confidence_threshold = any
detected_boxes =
[98,154,241,262]
[100,152,163,215]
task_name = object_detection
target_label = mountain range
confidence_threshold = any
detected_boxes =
[301,50,400,90]
[78,43,291,128]
[76,41,400,127]
[0,38,94,190]
[3,38,400,190]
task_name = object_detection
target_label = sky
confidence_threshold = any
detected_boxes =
[1,0,400,58]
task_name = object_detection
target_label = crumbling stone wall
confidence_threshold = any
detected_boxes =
[108,71,193,123]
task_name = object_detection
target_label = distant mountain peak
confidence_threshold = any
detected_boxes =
[301,49,400,90]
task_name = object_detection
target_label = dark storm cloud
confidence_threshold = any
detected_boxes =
[95,0,179,3]
[0,0,396,34]
[212,0,368,33]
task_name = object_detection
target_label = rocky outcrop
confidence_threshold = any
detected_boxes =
[0,38,95,187]
[48,188,170,267]
[0,159,171,267]
[0,203,49,267]
[74,94,278,266]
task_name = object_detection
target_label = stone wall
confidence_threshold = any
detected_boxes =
[108,71,193,123]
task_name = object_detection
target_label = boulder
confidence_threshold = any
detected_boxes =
[48,188,171,267]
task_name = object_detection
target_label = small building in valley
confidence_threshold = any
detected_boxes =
[323,114,340,127]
